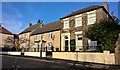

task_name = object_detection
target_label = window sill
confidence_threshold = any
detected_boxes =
[75,25,82,27]
[63,28,69,29]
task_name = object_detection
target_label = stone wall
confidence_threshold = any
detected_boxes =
[53,51,115,64]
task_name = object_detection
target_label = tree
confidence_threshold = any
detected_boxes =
[85,19,120,52]
[4,36,29,51]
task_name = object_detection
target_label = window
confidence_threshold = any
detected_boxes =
[48,33,52,40]
[48,43,52,51]
[75,31,83,50]
[63,18,69,29]
[34,35,37,41]
[87,10,96,25]
[88,39,97,50]
[75,14,82,27]
[78,36,82,40]
[41,34,44,40]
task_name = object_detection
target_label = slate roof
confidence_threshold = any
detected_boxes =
[19,23,40,34]
[61,5,103,19]
[0,27,13,35]
[30,20,62,36]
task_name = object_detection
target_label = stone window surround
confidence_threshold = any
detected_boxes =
[75,14,82,27]
[75,31,83,50]
[87,10,96,25]
[63,18,69,29]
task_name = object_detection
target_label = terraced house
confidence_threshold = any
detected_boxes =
[19,2,114,52]
[19,22,41,49]
[30,20,62,52]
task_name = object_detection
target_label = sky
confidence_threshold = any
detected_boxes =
[2,2,119,34]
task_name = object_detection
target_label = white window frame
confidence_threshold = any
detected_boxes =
[34,35,37,41]
[87,10,96,25]
[75,14,82,27]
[48,33,52,40]
[63,18,69,29]
[75,31,83,50]
[41,34,44,40]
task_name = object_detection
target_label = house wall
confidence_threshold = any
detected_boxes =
[53,51,115,64]
[0,34,14,47]
[30,30,61,52]
[61,8,108,51]
[19,32,30,48]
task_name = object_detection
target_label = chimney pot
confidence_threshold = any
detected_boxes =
[29,23,32,26]
[37,20,40,24]
[111,12,116,19]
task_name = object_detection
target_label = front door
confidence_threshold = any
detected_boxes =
[65,40,68,51]
[64,36,69,51]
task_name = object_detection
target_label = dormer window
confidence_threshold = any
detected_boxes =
[75,14,82,27]
[63,18,69,29]
[87,10,96,25]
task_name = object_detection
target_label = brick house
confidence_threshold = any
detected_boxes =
[30,20,62,52]
[60,2,113,51]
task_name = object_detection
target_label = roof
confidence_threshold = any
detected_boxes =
[31,20,62,36]
[19,23,40,34]
[61,5,103,19]
[0,27,13,35]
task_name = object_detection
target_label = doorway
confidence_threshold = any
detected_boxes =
[64,36,68,51]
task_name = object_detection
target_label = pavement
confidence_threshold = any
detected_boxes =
[1,55,120,70]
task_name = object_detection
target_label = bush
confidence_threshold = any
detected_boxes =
[10,47,16,51]
[2,46,11,51]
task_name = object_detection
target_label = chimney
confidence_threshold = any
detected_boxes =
[103,1,109,12]
[29,23,32,26]
[37,20,44,28]
[111,12,116,19]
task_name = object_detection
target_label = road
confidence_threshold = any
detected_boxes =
[1,55,120,70]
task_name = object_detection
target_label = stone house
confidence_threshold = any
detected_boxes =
[60,2,113,51]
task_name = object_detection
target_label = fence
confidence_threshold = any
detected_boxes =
[52,51,115,64]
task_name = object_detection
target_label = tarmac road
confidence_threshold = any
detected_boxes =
[1,55,120,70]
